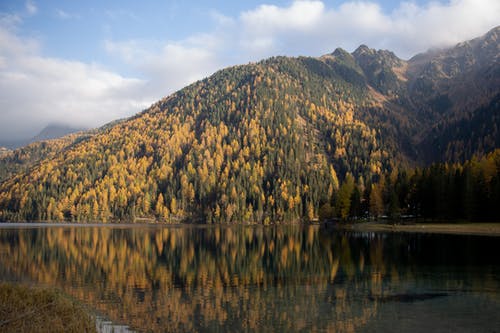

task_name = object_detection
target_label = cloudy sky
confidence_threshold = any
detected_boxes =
[0,0,499,142]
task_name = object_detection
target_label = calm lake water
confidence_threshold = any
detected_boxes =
[0,224,499,332]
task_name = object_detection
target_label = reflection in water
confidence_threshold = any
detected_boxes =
[0,225,499,332]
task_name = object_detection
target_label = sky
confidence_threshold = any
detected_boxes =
[0,0,499,142]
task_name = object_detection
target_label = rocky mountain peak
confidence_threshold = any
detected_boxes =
[331,47,351,59]
[352,44,373,57]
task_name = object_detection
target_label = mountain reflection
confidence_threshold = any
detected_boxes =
[0,225,498,332]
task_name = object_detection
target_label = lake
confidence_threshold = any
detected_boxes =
[0,224,499,332]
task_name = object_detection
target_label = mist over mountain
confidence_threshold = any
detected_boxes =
[0,124,84,150]
[31,124,84,142]
[0,26,499,223]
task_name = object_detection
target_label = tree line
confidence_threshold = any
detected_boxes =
[325,149,500,222]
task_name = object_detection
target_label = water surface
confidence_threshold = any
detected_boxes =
[0,224,499,332]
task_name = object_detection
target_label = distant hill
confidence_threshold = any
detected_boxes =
[0,124,83,150]
[0,139,30,150]
[0,26,499,223]
[31,124,85,142]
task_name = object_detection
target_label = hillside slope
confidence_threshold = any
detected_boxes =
[408,26,500,162]
[0,132,92,182]
[0,27,499,223]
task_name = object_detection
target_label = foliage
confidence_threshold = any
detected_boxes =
[419,94,500,163]
[356,149,500,221]
[0,132,91,182]
[0,56,396,223]
[0,28,499,223]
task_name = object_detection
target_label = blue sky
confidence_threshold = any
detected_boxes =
[0,0,499,141]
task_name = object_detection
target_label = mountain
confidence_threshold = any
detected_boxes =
[407,27,500,162]
[0,26,499,223]
[31,124,84,142]
[0,124,83,150]
[0,139,31,150]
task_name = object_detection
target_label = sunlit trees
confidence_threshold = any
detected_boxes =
[0,53,498,224]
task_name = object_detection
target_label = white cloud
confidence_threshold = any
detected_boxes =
[103,39,152,64]
[108,0,495,70]
[241,1,325,33]
[105,38,221,99]
[235,0,500,59]
[389,0,500,53]
[0,13,22,29]
[143,43,218,86]
[55,9,78,20]
[0,27,148,141]
[209,10,234,26]
[25,1,37,16]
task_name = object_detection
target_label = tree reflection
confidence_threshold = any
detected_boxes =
[0,226,498,332]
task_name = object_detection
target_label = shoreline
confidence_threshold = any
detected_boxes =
[338,222,500,237]
[2,220,500,237]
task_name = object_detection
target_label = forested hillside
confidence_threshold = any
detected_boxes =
[0,132,91,182]
[0,26,498,223]
[0,58,390,223]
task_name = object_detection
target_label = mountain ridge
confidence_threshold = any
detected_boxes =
[0,26,499,223]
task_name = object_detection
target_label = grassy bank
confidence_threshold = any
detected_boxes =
[0,283,96,333]
[344,222,500,237]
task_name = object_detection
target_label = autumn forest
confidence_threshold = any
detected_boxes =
[0,26,499,224]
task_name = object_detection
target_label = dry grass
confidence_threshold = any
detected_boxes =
[0,283,96,333]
